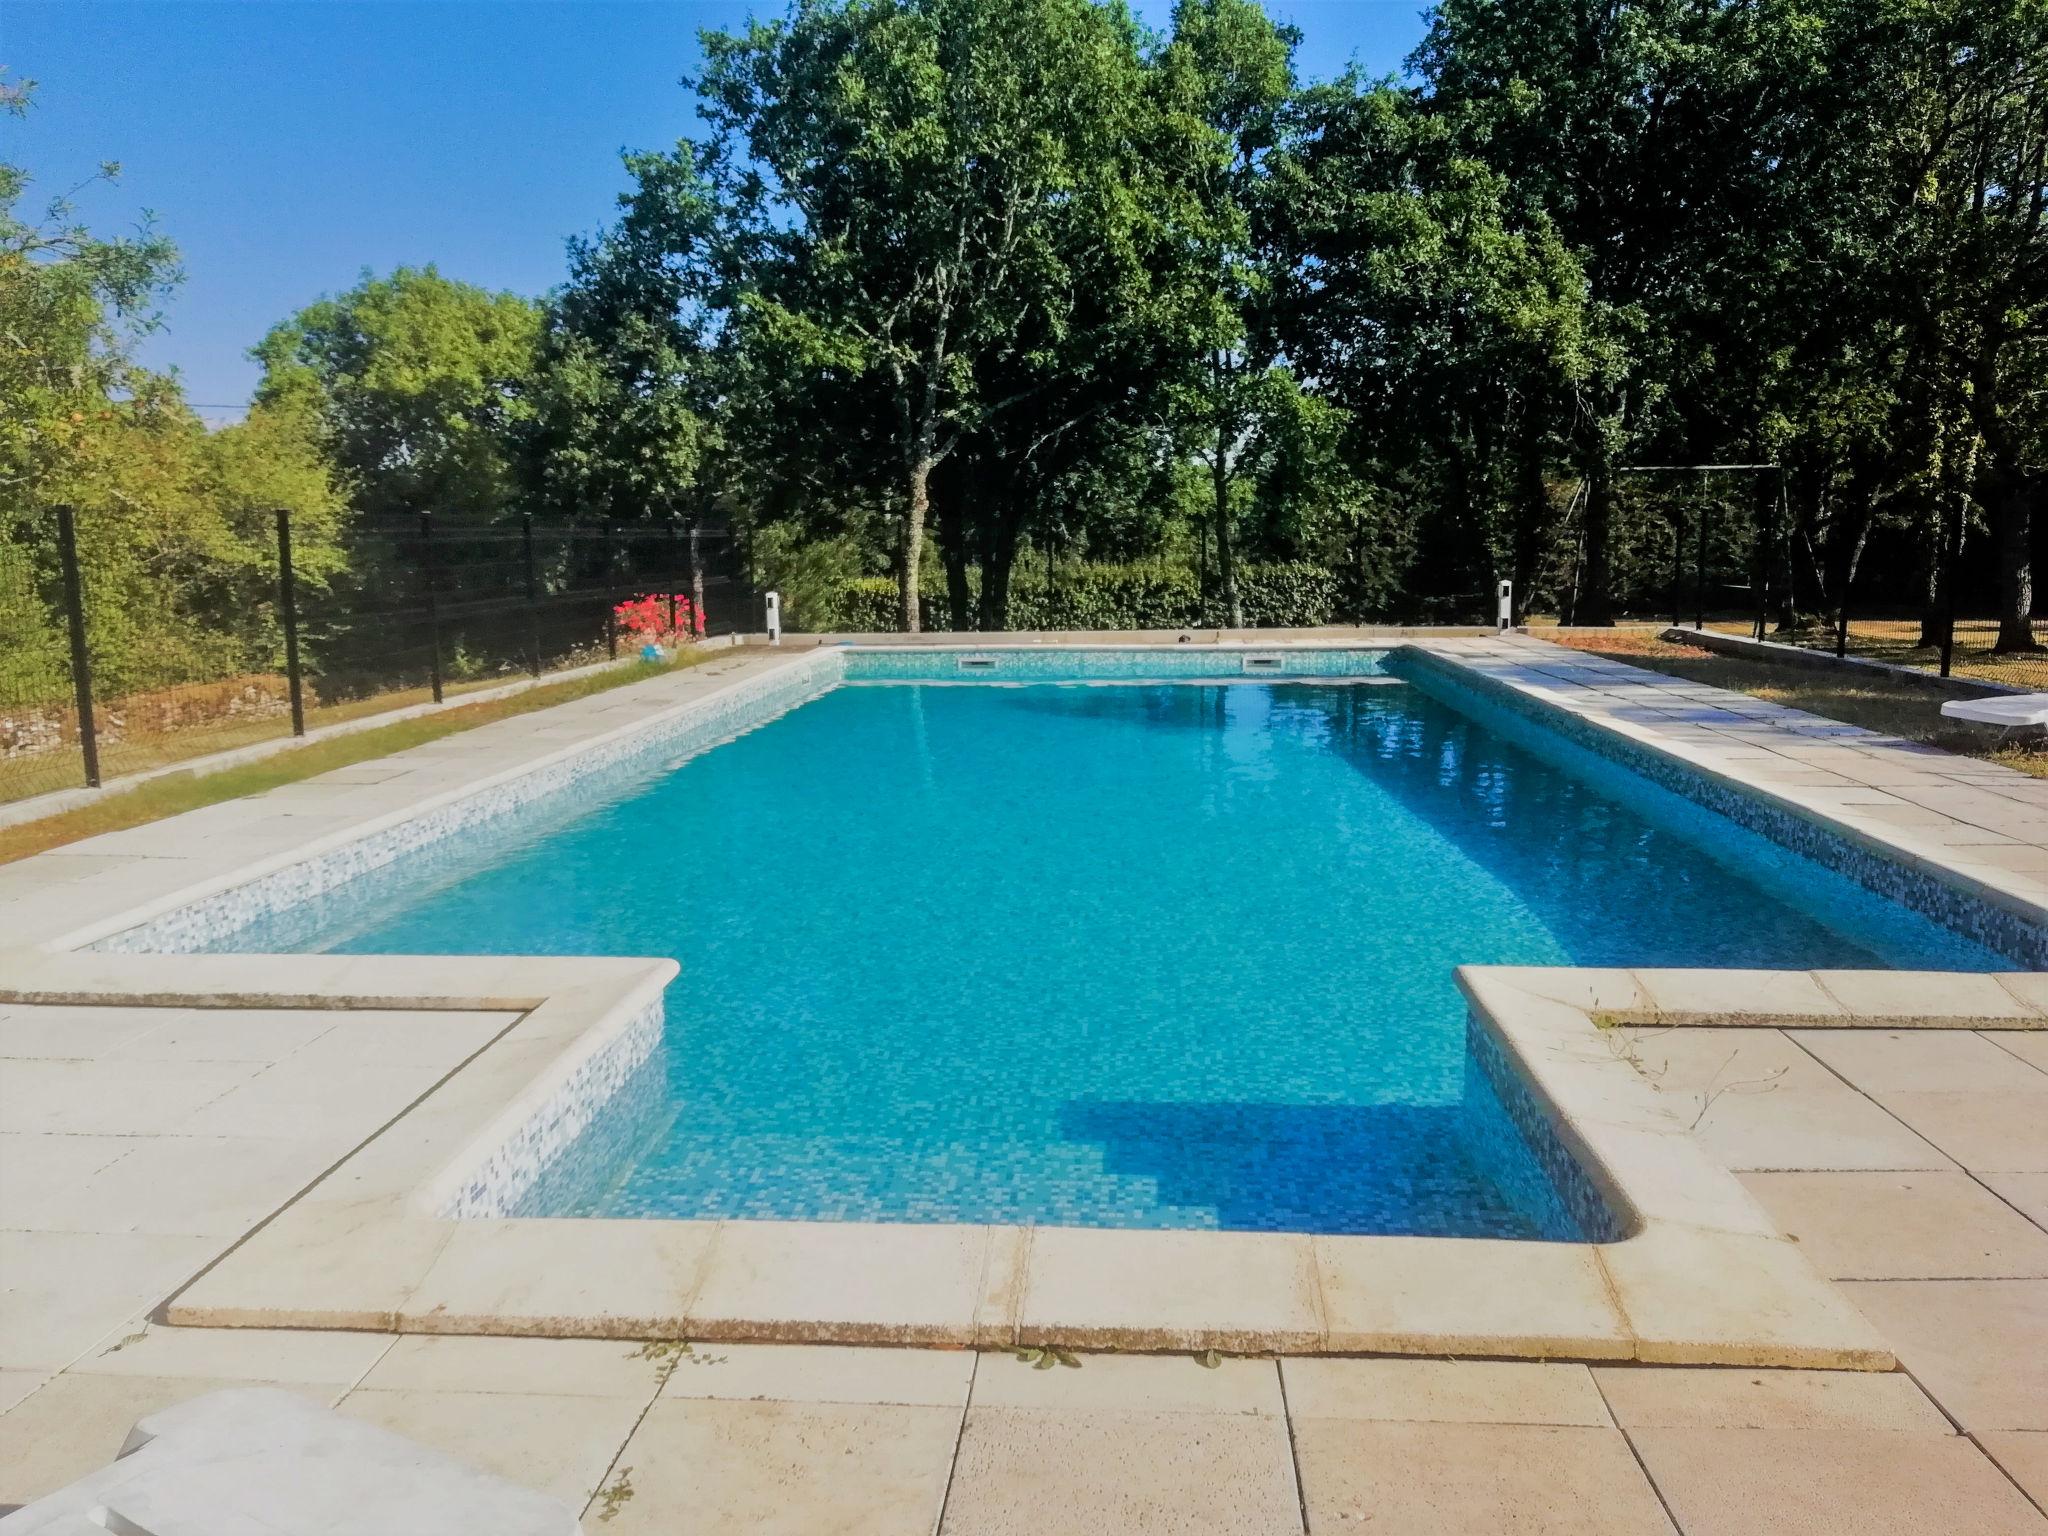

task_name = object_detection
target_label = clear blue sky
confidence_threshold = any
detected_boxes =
[6,0,1428,421]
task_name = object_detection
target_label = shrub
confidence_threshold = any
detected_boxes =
[808,561,1346,632]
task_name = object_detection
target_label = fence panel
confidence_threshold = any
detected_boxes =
[0,514,85,802]
[0,508,758,811]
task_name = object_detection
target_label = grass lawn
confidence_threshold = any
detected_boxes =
[1548,627,2048,778]
[0,648,727,866]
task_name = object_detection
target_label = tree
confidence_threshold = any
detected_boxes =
[1155,0,1301,628]
[1273,79,1604,619]
[523,144,722,524]
[254,266,541,522]
[696,0,1169,631]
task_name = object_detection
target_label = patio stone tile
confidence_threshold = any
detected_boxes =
[1021,1228,1322,1353]
[360,1334,665,1398]
[1599,1227,1892,1368]
[661,1342,974,1407]
[1739,1171,2048,1279]
[0,1230,219,1373]
[1619,1026,1838,1094]
[943,1405,1299,1536]
[0,1058,262,1136]
[690,1220,995,1345]
[1840,1280,2048,1430]
[1790,1028,2048,1092]
[1990,1032,2048,1075]
[1626,1427,2048,1535]
[167,1200,454,1332]
[1690,1085,1953,1171]
[601,1398,960,1535]
[0,1372,47,1414]
[0,1132,133,1218]
[1813,972,2046,1027]
[66,1323,393,1386]
[972,1350,1279,1416]
[173,1058,442,1141]
[1873,1091,2048,1172]
[399,1217,716,1337]
[283,1008,518,1069]
[107,1007,340,1063]
[1281,1358,1608,1426]
[0,1373,332,1507]
[0,1005,186,1059]
[1986,1173,2048,1230]
[1593,1365,1951,1432]
[1636,970,1845,1023]
[1318,1235,1627,1358]
[337,1386,647,1511]
[15,1135,342,1237]
[1982,1432,2048,1509]
[1291,1419,1673,1534]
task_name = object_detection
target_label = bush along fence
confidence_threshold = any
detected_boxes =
[814,562,1454,633]
[0,506,755,806]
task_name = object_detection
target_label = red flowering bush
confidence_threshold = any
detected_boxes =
[614,593,704,645]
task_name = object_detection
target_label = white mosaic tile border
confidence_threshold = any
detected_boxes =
[432,989,667,1220]
[92,650,845,955]
[1401,649,2048,968]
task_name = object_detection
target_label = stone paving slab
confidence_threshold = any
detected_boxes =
[1739,1170,2048,1280]
[1290,1419,1677,1534]
[1627,1426,2048,1535]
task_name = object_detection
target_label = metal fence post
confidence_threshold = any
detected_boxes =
[1939,490,1962,678]
[1695,500,1709,630]
[685,517,703,636]
[420,511,444,704]
[604,519,619,660]
[668,518,682,636]
[1670,509,1684,628]
[275,509,306,736]
[1835,574,1851,659]
[55,505,101,789]
[522,514,542,678]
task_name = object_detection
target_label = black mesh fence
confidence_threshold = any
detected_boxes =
[0,508,757,808]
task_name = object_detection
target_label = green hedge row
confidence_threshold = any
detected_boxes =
[814,562,1342,632]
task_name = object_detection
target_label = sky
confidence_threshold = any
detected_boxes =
[5,0,1430,422]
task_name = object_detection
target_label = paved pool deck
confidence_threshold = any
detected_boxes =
[4,632,2048,1529]
[4,982,2046,1531]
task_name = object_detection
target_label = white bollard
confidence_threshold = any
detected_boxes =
[764,590,782,645]
[1497,579,1514,632]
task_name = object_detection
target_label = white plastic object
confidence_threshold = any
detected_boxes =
[0,1388,580,1536]
[764,590,782,644]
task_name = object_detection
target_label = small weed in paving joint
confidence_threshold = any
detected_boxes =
[593,1466,635,1523]
[1013,1345,1081,1370]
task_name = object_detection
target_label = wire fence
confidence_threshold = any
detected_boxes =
[0,507,756,807]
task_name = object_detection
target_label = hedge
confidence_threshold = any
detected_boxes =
[810,561,1342,632]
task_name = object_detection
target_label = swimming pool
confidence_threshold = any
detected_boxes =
[204,649,2004,1240]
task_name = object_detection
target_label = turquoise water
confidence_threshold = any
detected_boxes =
[219,675,2002,1238]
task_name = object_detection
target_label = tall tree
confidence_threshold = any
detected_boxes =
[696,0,1165,631]
[254,266,541,522]
[1156,0,1300,627]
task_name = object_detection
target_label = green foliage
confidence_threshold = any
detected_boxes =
[814,559,1343,631]
[255,266,540,520]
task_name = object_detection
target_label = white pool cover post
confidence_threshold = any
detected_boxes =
[765,590,782,644]
[1497,579,1513,631]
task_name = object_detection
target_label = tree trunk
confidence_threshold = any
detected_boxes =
[1212,418,1242,629]
[1993,468,2038,652]
[935,459,972,632]
[900,453,933,634]
[978,502,1020,632]
[1577,462,1615,626]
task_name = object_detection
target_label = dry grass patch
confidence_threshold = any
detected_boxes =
[1547,627,2048,779]
[0,649,727,865]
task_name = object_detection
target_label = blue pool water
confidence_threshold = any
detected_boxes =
[218,672,2003,1238]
